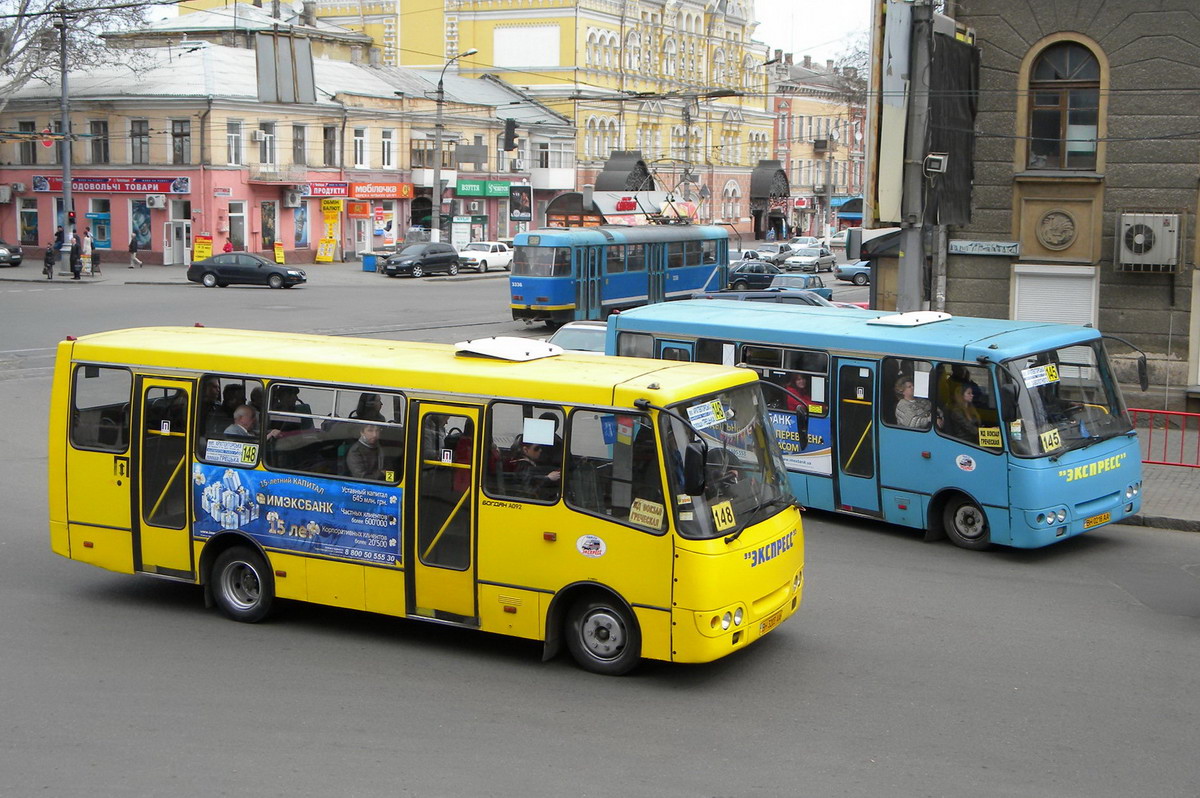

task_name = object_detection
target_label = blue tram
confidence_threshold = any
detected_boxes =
[509,225,730,325]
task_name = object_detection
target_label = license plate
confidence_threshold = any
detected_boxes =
[759,609,783,635]
[1084,512,1111,529]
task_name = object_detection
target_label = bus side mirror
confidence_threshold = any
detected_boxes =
[1137,354,1149,392]
[682,440,708,495]
[846,227,863,260]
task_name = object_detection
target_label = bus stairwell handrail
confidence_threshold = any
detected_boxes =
[1129,408,1200,468]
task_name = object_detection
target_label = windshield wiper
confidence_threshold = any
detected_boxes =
[1049,435,1106,462]
[725,495,794,543]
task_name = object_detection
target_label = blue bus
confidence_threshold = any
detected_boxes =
[608,300,1148,550]
[509,225,729,326]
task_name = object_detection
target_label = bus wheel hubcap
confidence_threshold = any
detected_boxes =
[581,610,625,660]
[224,563,260,609]
[954,507,984,539]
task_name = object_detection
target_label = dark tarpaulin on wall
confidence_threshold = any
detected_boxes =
[594,151,656,191]
[926,33,980,227]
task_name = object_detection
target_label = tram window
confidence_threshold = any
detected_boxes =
[684,241,702,265]
[605,245,626,274]
[667,242,686,268]
[512,246,572,277]
[617,332,654,358]
[701,240,718,264]
[70,365,132,452]
[485,402,564,502]
[882,358,934,430]
[565,411,665,533]
[627,244,646,272]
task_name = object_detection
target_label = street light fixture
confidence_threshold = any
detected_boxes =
[430,47,477,242]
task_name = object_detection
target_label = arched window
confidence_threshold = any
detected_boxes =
[713,50,726,85]
[721,180,742,221]
[625,31,641,71]
[663,39,677,77]
[1028,42,1099,170]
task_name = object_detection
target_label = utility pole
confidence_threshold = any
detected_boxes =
[55,4,73,271]
[897,1,932,312]
[430,47,477,243]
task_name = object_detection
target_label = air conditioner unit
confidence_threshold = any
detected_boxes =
[467,200,481,212]
[145,194,167,210]
[251,130,267,142]
[10,182,26,192]
[0,185,11,203]
[812,138,829,152]
[812,184,826,195]
[511,159,526,172]
[1117,212,1179,267]
[283,190,303,208]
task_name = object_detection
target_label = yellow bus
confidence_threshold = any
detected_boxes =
[48,327,804,674]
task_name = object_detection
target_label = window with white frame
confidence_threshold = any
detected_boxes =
[292,125,306,165]
[720,181,741,221]
[535,140,571,169]
[381,129,395,168]
[353,127,367,168]
[258,122,276,165]
[227,121,242,165]
[171,120,191,165]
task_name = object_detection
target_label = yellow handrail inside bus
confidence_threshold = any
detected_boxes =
[422,485,470,561]
[148,453,186,523]
[844,419,874,471]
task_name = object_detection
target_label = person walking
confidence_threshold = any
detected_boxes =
[128,236,142,269]
[222,239,234,253]
[42,241,56,280]
[69,231,82,279]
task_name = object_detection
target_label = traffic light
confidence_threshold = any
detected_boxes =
[502,118,518,151]
[67,211,75,224]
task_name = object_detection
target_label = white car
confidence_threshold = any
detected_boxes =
[545,320,607,354]
[458,241,513,273]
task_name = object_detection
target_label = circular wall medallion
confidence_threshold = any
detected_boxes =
[1037,209,1077,251]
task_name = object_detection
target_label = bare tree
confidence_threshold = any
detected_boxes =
[832,32,870,107]
[0,0,148,114]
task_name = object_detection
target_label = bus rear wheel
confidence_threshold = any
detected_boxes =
[212,546,275,623]
[943,495,990,550]
[566,598,640,675]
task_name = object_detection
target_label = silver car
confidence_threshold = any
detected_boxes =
[782,246,837,272]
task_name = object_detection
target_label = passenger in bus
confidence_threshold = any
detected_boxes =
[269,385,314,433]
[507,442,561,500]
[224,404,259,438]
[894,376,933,429]
[346,424,385,481]
[940,381,982,441]
[351,393,385,422]
[207,383,244,434]
[783,373,819,414]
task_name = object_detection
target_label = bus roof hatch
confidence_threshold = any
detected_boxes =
[867,311,953,327]
[455,337,563,361]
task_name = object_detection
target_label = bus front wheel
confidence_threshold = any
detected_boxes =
[212,546,275,623]
[942,495,990,550]
[566,598,640,675]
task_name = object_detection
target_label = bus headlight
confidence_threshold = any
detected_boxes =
[1056,509,1067,523]
[733,608,744,626]
[721,612,732,630]
[1125,485,1134,499]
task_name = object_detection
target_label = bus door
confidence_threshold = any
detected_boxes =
[578,246,603,320]
[646,243,666,305]
[132,377,194,577]
[655,339,694,361]
[833,359,881,515]
[409,403,480,622]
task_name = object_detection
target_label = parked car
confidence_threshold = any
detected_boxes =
[782,246,836,273]
[458,241,514,272]
[827,227,860,249]
[836,259,872,285]
[186,253,306,288]
[545,320,607,353]
[691,289,839,308]
[753,242,795,265]
[0,238,24,267]
[768,273,833,300]
[788,236,819,248]
[727,258,784,290]
[382,242,460,277]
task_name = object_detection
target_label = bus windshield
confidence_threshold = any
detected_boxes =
[512,246,572,277]
[665,383,794,540]
[1000,340,1132,458]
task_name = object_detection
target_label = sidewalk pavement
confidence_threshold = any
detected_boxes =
[4,260,1197,533]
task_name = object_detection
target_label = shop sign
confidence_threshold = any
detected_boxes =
[303,182,349,197]
[214,187,233,197]
[484,181,511,197]
[315,238,336,262]
[948,239,1020,257]
[193,234,213,261]
[346,201,371,218]
[320,198,343,213]
[273,241,285,264]
[456,181,485,196]
[350,182,413,199]
[32,175,191,194]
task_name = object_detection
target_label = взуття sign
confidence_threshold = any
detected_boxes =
[948,239,1021,257]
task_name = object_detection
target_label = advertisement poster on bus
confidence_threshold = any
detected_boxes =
[768,410,832,475]
[191,463,402,565]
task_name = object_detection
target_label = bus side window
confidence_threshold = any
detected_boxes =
[485,402,564,503]
[70,365,131,452]
[882,358,934,430]
[617,332,654,358]
[564,411,665,533]
[695,338,733,365]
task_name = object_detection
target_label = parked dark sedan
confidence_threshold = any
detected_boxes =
[727,259,783,290]
[382,242,460,277]
[0,238,24,267]
[187,253,306,288]
[691,289,839,308]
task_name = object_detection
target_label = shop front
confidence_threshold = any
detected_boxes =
[454,179,513,241]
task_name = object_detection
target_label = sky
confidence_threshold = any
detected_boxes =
[753,0,874,63]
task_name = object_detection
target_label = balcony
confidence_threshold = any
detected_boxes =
[247,163,309,183]
[531,167,574,190]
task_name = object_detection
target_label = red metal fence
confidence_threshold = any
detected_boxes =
[1129,408,1200,468]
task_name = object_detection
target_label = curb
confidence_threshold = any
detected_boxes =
[1124,514,1200,533]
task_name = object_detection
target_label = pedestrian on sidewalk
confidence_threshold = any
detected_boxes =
[42,242,56,280]
[128,236,142,269]
[81,226,93,275]
[69,231,82,280]
[223,239,234,253]
[53,225,64,252]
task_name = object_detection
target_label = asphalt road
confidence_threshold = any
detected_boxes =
[1,274,1195,797]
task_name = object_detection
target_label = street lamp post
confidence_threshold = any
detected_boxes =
[430,47,477,243]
